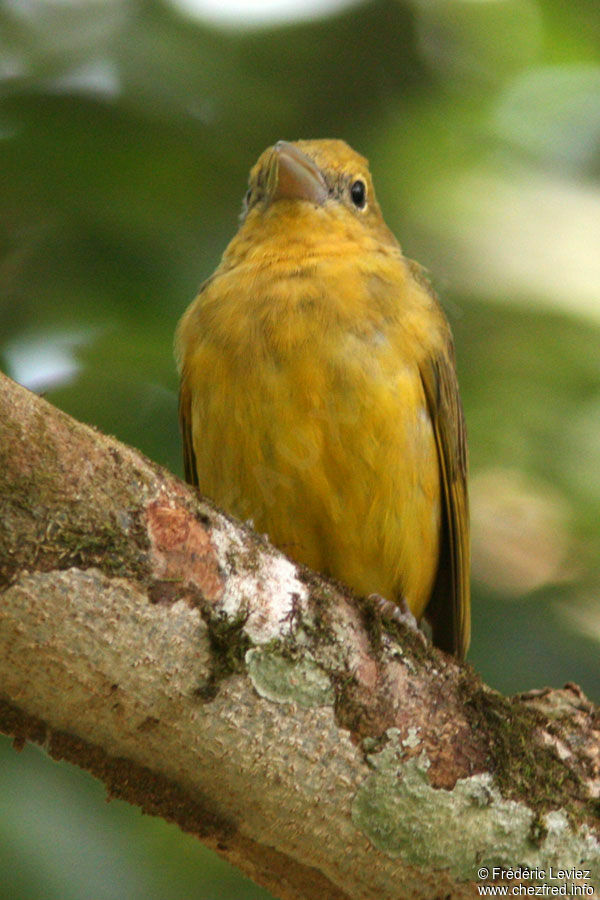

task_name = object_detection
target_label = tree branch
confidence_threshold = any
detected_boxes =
[0,371,598,899]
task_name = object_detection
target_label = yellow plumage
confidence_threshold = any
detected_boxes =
[176,139,470,658]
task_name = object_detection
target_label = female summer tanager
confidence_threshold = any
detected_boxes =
[176,139,470,659]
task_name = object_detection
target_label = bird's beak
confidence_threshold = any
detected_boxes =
[268,141,328,206]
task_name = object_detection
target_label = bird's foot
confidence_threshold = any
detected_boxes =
[367,593,427,646]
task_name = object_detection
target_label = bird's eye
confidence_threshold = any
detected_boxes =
[350,180,366,209]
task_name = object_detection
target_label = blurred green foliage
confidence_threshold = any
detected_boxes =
[1,0,599,897]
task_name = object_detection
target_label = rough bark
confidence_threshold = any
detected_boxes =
[0,370,599,900]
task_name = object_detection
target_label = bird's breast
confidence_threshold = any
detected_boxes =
[179,244,442,615]
[210,239,431,361]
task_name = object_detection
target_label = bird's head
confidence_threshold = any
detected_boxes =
[240,139,396,247]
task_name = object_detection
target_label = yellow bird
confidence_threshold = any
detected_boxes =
[176,139,470,659]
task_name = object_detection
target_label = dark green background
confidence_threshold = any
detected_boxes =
[1,0,599,897]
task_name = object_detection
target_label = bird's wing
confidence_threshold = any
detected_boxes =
[179,372,199,486]
[419,346,471,660]
[176,278,216,488]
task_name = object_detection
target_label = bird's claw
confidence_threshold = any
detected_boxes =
[367,593,427,646]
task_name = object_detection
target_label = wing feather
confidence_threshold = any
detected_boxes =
[179,373,199,487]
[420,346,471,660]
